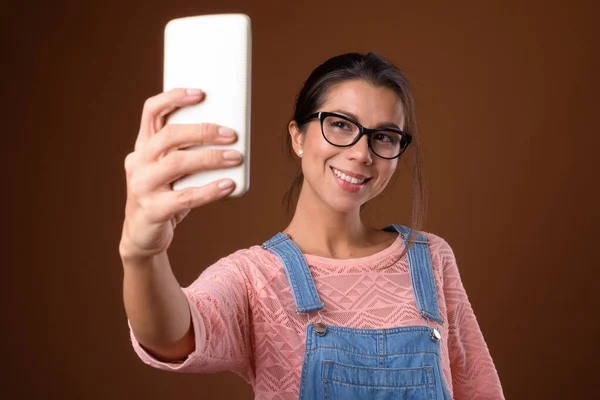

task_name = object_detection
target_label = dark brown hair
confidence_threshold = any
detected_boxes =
[283,52,427,255]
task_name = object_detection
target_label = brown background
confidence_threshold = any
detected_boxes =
[2,0,599,398]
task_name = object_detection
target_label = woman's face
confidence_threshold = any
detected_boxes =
[290,79,405,214]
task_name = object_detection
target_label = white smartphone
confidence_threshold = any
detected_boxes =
[163,14,251,197]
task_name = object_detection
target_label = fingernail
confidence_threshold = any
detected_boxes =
[218,179,234,190]
[218,127,236,137]
[186,88,203,96]
[223,150,242,160]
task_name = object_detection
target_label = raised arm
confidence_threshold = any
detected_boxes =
[120,88,243,361]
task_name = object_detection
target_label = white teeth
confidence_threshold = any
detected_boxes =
[333,168,366,185]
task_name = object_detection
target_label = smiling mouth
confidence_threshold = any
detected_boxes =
[331,167,371,185]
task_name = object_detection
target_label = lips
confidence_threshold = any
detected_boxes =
[331,167,371,185]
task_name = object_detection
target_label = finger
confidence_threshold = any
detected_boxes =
[147,179,236,221]
[135,88,205,150]
[143,123,237,161]
[172,209,190,227]
[143,149,243,189]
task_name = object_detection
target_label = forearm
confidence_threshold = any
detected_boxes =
[122,251,194,361]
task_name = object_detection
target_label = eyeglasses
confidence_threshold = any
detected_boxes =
[298,111,412,159]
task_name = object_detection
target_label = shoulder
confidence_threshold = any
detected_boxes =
[214,245,280,267]
[196,244,284,291]
[418,230,456,261]
[416,230,463,285]
[384,224,454,258]
[402,229,460,279]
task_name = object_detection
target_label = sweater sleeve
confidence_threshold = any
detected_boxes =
[440,240,505,399]
[128,253,254,383]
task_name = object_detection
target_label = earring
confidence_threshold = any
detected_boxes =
[298,149,303,156]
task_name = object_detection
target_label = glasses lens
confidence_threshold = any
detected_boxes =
[370,131,405,158]
[322,115,360,146]
[321,114,407,158]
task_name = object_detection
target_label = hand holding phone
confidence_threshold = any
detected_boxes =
[120,14,251,259]
[163,14,252,197]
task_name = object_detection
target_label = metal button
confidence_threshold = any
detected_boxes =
[430,328,441,342]
[314,322,327,336]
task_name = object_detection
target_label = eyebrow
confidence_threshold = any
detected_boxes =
[330,109,403,131]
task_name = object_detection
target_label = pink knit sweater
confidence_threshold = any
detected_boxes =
[130,232,504,399]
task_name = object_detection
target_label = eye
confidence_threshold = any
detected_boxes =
[373,132,398,144]
[328,118,353,131]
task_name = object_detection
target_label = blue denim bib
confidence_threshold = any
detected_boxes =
[263,225,452,399]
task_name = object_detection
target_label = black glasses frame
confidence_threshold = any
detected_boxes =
[298,111,412,160]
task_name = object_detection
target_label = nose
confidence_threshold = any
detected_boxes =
[345,135,372,165]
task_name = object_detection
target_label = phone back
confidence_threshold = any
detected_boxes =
[164,14,251,197]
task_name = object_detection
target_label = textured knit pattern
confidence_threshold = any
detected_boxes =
[130,232,504,399]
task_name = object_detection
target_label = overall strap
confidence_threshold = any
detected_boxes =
[262,233,325,313]
[384,224,444,324]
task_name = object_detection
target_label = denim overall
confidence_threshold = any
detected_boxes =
[262,224,452,399]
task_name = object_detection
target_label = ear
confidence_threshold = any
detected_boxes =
[288,120,304,155]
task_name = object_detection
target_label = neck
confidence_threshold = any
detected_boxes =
[284,184,376,258]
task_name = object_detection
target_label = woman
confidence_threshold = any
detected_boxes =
[121,53,504,399]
